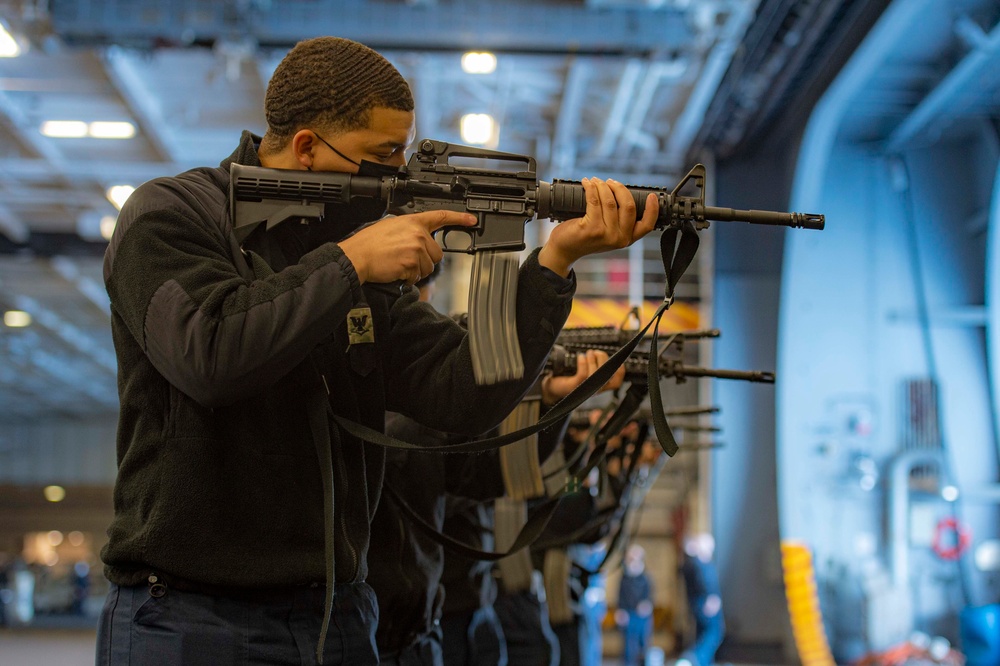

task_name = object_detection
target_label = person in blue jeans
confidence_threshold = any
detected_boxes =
[677,533,724,666]
[616,544,654,665]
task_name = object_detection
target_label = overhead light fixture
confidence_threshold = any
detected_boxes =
[0,21,20,58]
[461,51,497,75]
[460,113,495,145]
[106,185,136,210]
[3,310,31,327]
[88,121,136,139]
[41,120,136,139]
[41,120,88,138]
[43,485,66,502]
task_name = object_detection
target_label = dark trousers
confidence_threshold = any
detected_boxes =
[551,617,583,666]
[379,626,444,666]
[441,605,507,666]
[95,581,378,666]
[494,589,559,666]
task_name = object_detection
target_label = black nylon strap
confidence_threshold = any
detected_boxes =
[660,222,700,300]
[331,305,657,454]
[571,384,648,486]
[542,400,617,482]
[382,484,561,561]
[648,222,700,456]
[648,329,680,457]
[534,422,650,552]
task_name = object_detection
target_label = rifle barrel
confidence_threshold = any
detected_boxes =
[703,205,825,230]
[668,364,775,383]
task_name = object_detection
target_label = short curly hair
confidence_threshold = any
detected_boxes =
[260,37,414,154]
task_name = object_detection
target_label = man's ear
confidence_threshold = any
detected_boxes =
[290,129,320,169]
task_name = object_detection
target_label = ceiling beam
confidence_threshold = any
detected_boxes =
[550,58,592,173]
[0,89,68,168]
[592,59,646,159]
[0,201,29,244]
[49,256,112,315]
[101,47,178,162]
[11,294,118,375]
[48,0,692,55]
[886,14,1000,152]
[0,158,197,181]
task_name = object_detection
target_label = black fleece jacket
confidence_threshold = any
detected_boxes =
[101,131,574,590]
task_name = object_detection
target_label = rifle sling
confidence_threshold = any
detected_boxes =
[382,483,560,562]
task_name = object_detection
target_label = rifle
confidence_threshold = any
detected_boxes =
[546,344,775,385]
[230,139,824,384]
[556,325,720,352]
[567,404,720,430]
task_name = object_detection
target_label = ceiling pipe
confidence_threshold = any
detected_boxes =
[665,0,757,166]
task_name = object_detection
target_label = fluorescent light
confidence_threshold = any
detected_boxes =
[42,120,137,139]
[41,120,88,138]
[460,113,495,145]
[107,185,135,210]
[0,22,20,58]
[89,121,136,139]
[3,310,31,327]
[461,51,496,74]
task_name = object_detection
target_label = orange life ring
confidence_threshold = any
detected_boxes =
[932,516,971,560]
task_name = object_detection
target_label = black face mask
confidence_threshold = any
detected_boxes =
[309,159,399,245]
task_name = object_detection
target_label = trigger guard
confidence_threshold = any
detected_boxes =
[440,228,475,252]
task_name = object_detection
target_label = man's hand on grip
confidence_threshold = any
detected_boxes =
[338,211,477,285]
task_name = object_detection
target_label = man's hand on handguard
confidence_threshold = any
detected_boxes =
[538,178,659,278]
[541,349,626,406]
[337,210,477,285]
